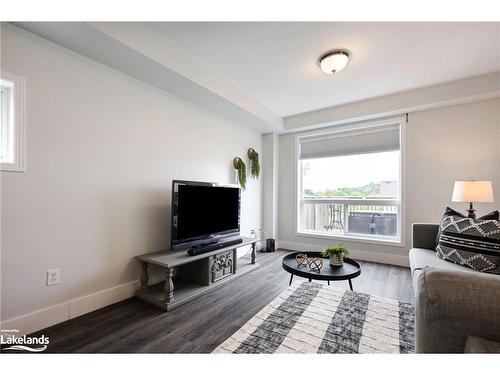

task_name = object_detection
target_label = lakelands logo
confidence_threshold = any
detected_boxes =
[1,329,49,352]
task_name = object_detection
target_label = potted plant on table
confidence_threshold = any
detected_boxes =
[322,243,350,267]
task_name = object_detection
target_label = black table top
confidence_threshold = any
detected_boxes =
[282,251,361,281]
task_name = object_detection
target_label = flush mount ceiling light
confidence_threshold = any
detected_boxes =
[318,50,350,74]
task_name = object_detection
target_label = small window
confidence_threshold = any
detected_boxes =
[297,120,403,244]
[1,72,25,172]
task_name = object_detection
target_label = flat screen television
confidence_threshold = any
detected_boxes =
[171,180,240,251]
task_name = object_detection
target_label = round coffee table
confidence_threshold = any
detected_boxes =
[282,251,361,290]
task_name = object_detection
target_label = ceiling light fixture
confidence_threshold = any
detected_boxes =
[318,50,350,75]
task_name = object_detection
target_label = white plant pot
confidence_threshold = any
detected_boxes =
[329,253,344,267]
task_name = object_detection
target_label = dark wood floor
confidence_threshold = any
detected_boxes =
[31,249,413,353]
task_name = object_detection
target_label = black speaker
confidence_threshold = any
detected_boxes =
[266,238,275,252]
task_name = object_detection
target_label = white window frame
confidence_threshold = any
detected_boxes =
[294,117,406,247]
[1,71,26,172]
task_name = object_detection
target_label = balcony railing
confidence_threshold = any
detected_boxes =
[300,197,399,239]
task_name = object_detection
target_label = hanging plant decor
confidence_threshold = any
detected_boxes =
[233,157,247,190]
[247,148,260,179]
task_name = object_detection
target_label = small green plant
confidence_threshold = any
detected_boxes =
[322,243,350,257]
[233,157,247,190]
[248,148,260,179]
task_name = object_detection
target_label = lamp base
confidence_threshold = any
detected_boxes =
[466,202,476,219]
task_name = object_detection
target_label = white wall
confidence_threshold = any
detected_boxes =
[278,98,500,266]
[262,133,279,238]
[0,25,262,331]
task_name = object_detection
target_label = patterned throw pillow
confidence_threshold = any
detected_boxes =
[436,214,500,274]
[435,207,499,245]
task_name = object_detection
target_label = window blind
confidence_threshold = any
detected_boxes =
[299,124,400,160]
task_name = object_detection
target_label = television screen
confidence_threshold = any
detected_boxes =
[172,182,240,249]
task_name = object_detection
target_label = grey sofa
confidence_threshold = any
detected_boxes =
[410,223,500,353]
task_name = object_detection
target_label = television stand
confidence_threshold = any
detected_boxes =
[135,237,259,311]
[187,237,243,256]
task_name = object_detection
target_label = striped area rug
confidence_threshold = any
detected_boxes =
[213,282,414,354]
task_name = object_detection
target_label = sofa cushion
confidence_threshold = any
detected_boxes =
[435,207,499,245]
[464,336,500,353]
[409,248,475,276]
[410,248,476,292]
[436,215,500,274]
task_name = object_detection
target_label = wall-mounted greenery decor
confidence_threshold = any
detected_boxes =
[233,157,247,190]
[247,148,260,179]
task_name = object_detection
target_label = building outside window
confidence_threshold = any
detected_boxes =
[297,120,403,244]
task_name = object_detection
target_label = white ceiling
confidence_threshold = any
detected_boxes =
[153,22,500,117]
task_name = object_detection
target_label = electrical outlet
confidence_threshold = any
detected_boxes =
[47,269,60,286]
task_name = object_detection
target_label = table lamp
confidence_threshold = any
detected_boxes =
[451,180,495,219]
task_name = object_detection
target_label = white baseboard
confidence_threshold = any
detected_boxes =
[1,280,141,336]
[277,240,409,267]
[69,280,140,319]
[0,302,70,338]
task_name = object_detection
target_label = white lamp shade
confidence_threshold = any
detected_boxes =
[452,181,495,203]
